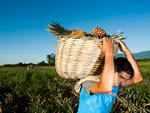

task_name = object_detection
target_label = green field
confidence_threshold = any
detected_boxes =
[0,61,150,113]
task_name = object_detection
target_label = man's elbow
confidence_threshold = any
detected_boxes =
[138,77,143,83]
[105,89,112,93]
[102,86,113,93]
[135,76,143,84]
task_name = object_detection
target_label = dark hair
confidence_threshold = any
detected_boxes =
[114,57,134,78]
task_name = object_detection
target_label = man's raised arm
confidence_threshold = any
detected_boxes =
[90,37,115,93]
[116,40,143,87]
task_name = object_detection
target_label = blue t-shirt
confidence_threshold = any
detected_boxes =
[77,81,120,113]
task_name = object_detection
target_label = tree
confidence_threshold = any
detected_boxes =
[47,53,55,66]
[38,61,48,66]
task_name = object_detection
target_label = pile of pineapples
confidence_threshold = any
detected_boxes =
[47,21,126,40]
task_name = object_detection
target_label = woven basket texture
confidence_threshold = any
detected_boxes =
[55,35,118,79]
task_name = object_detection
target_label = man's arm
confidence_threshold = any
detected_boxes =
[116,40,143,88]
[90,37,115,94]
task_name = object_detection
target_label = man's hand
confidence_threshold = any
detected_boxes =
[115,39,130,53]
[97,37,114,56]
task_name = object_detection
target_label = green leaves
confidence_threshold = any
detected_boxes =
[110,32,126,40]
[46,21,71,36]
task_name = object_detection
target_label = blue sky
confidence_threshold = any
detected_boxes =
[0,0,150,65]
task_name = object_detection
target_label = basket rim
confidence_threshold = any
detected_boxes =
[58,34,103,40]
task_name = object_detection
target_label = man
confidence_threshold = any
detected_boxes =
[77,37,143,113]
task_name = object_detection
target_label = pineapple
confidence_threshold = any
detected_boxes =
[46,21,71,36]
[92,27,107,38]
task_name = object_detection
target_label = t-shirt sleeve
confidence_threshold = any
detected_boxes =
[82,80,96,95]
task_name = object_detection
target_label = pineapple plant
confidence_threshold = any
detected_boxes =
[46,21,71,36]
[47,21,88,37]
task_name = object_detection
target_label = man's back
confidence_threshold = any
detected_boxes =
[77,81,120,113]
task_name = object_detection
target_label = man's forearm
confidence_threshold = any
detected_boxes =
[124,49,143,83]
[100,54,115,91]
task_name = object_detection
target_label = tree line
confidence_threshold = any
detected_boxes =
[1,53,56,67]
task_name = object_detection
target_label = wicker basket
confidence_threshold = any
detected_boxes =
[55,35,118,79]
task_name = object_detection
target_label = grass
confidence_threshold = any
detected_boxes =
[0,61,150,113]
[0,67,78,113]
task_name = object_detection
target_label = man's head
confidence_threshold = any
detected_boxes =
[113,57,134,86]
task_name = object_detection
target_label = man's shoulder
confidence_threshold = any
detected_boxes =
[81,80,96,95]
[81,80,121,95]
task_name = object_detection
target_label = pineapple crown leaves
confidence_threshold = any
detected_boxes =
[110,32,126,40]
[46,21,71,36]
